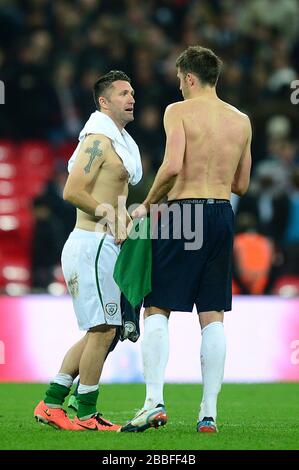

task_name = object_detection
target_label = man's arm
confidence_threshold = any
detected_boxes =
[63,134,110,216]
[231,117,252,197]
[143,103,186,209]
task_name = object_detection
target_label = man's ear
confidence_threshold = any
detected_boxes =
[186,73,196,87]
[99,95,108,110]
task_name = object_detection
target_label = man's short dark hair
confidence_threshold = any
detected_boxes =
[176,46,222,86]
[93,70,131,110]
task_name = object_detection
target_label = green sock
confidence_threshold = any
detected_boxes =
[73,381,79,397]
[44,382,70,406]
[77,390,99,419]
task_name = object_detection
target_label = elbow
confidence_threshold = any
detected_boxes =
[166,170,179,179]
[232,183,248,197]
[63,187,76,204]
[232,177,250,197]
[63,187,70,202]
[237,189,247,197]
[240,187,249,197]
[164,164,180,179]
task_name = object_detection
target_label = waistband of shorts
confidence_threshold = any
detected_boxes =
[68,228,110,239]
[167,198,231,205]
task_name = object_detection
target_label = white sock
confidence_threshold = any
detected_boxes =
[78,384,98,394]
[199,321,226,422]
[142,314,169,410]
[53,373,73,389]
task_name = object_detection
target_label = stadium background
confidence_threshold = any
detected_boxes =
[0,0,299,418]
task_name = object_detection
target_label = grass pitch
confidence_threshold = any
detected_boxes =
[0,383,298,450]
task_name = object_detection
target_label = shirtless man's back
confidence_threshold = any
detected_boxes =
[122,47,251,435]
[168,96,251,201]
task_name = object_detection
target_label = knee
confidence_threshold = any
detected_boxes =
[103,325,117,343]
[199,311,224,329]
[88,325,117,346]
[144,307,170,319]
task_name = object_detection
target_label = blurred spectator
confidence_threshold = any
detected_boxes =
[238,0,299,44]
[266,115,291,140]
[76,68,103,122]
[134,105,164,171]
[236,163,290,244]
[219,60,245,107]
[127,151,156,207]
[41,162,76,242]
[50,60,82,143]
[267,55,297,96]
[282,169,299,276]
[31,195,65,289]
[284,169,299,244]
[8,30,57,140]
[233,213,275,295]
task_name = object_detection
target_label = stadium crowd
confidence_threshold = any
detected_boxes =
[0,0,299,295]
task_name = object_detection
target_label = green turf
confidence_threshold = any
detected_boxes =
[0,383,298,450]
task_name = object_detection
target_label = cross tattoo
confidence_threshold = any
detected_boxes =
[84,140,103,174]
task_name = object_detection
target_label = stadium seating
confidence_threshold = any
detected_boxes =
[20,140,54,182]
[55,140,77,162]
[0,140,57,292]
[0,141,16,163]
[0,255,31,294]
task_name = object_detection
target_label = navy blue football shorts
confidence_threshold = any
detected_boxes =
[144,198,234,313]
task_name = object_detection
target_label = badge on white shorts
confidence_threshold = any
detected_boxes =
[105,303,117,316]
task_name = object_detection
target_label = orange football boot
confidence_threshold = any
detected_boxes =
[34,400,75,430]
[72,413,121,431]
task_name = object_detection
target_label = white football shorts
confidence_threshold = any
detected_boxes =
[61,228,122,330]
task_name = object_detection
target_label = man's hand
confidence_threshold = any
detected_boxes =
[131,203,148,219]
[95,203,125,243]
[113,216,128,245]
[114,211,133,245]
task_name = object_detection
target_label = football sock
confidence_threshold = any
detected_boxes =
[199,321,226,421]
[142,314,169,409]
[53,372,73,389]
[77,385,99,420]
[73,380,79,397]
[44,373,73,408]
